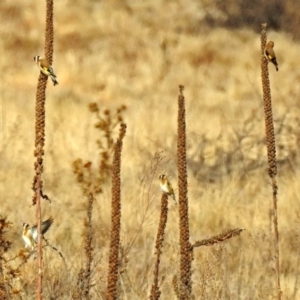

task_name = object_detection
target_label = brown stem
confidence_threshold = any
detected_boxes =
[150,193,169,300]
[260,23,281,300]
[33,0,54,298]
[35,175,42,300]
[83,194,94,299]
[177,85,192,299]
[106,124,127,300]
[191,228,244,248]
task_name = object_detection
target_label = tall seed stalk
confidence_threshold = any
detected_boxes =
[106,123,127,300]
[177,85,192,299]
[150,193,169,300]
[260,23,281,300]
[32,0,55,298]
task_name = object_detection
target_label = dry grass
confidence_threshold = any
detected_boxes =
[1,0,300,299]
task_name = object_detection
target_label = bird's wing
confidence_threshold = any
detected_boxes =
[40,58,50,68]
[46,67,56,77]
[30,217,53,242]
[41,66,51,74]
[41,217,53,235]
[167,181,173,192]
[265,47,275,59]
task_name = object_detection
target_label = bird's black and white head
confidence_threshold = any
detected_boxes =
[159,174,166,180]
[22,223,30,230]
[33,56,40,63]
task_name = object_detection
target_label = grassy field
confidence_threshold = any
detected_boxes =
[1,0,300,299]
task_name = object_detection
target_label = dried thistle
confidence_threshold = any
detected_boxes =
[260,23,281,300]
[31,0,56,298]
[73,268,85,299]
[177,85,192,299]
[73,105,127,197]
[191,228,244,248]
[81,194,94,299]
[73,107,126,299]
[0,216,22,298]
[73,201,94,300]
[106,123,127,300]
[261,24,277,179]
[150,193,169,300]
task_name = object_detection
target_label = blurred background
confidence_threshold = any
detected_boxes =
[1,0,300,298]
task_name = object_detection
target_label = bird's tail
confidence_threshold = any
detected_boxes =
[271,58,279,71]
[172,194,177,205]
[50,76,59,86]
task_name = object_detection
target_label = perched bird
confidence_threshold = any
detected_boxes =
[264,41,279,71]
[22,217,53,250]
[33,56,59,86]
[159,174,177,204]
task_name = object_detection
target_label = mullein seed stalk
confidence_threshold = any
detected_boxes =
[260,23,281,300]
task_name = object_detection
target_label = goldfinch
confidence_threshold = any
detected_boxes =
[22,217,53,250]
[159,174,177,204]
[264,41,279,71]
[34,56,59,86]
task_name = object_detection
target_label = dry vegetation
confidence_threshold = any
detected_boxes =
[1,0,300,299]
